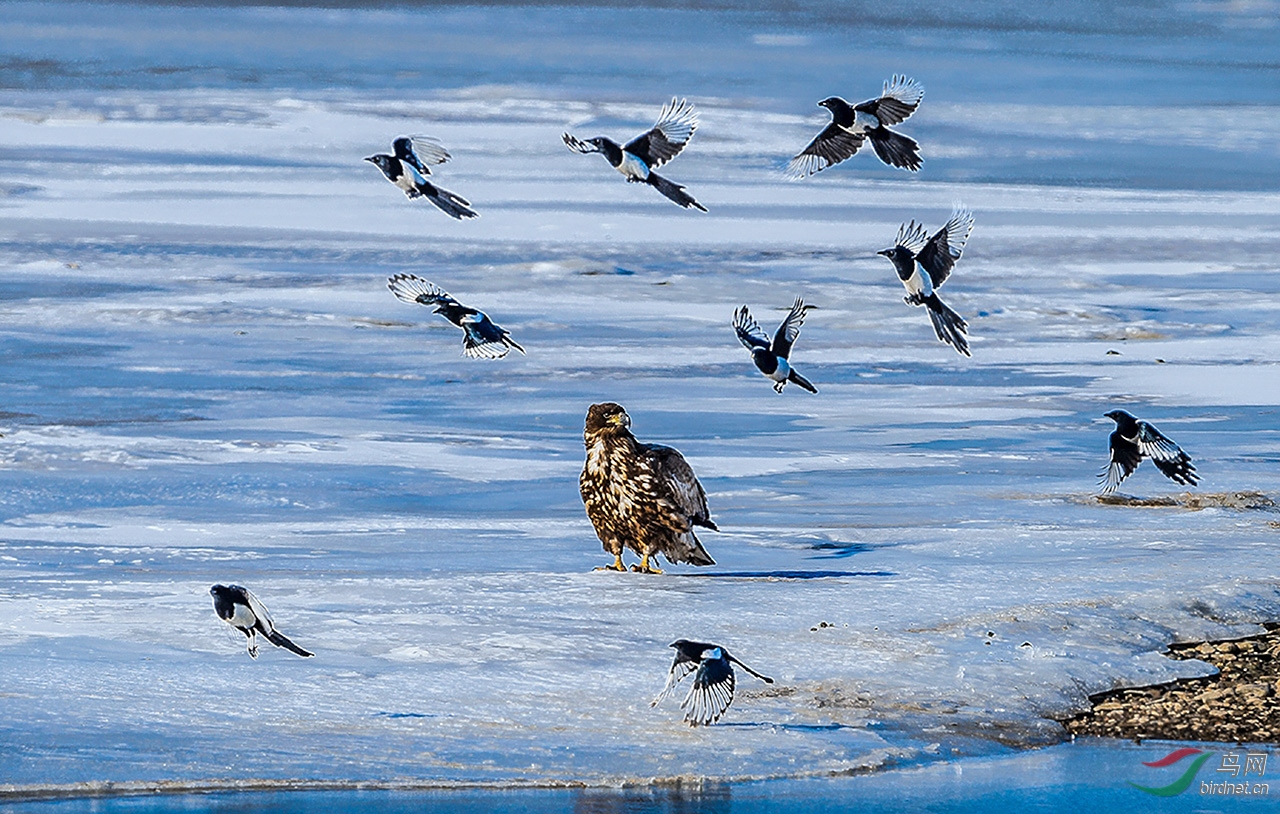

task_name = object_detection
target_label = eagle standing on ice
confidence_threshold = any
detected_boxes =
[580,402,717,574]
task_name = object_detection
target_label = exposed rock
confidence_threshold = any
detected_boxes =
[1062,626,1280,743]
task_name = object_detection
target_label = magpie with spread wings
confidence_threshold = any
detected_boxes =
[365,135,478,220]
[878,206,975,357]
[733,297,817,393]
[563,98,707,211]
[388,273,525,359]
[1099,410,1199,495]
[787,75,924,178]
[651,639,773,726]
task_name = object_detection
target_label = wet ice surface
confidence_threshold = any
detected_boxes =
[1,0,1280,793]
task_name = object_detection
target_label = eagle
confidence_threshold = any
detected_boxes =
[579,402,716,574]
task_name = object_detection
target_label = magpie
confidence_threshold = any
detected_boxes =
[388,273,525,359]
[733,298,817,393]
[1099,410,1199,495]
[651,639,774,726]
[562,98,707,211]
[878,206,975,357]
[786,75,924,178]
[365,136,478,220]
[210,584,313,659]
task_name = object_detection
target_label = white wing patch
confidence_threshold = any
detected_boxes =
[241,588,274,631]
[893,220,930,255]
[652,97,698,149]
[405,135,451,166]
[388,273,449,305]
[733,305,770,350]
[941,206,976,261]
[882,74,925,108]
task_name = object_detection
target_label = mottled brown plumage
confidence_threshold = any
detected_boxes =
[579,402,716,574]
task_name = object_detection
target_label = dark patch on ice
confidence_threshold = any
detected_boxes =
[807,541,876,560]
[373,711,436,719]
[681,570,894,580]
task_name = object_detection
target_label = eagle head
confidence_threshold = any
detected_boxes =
[585,402,631,438]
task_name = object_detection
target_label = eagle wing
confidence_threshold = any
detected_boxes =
[642,443,712,527]
[624,97,698,169]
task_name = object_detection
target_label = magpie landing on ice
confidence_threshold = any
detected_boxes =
[1099,410,1199,495]
[210,584,313,659]
[878,206,975,357]
[388,273,525,359]
[651,639,773,726]
[787,75,924,178]
[563,98,707,211]
[733,298,817,393]
[365,136,478,220]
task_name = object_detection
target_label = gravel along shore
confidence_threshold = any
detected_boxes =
[1063,626,1280,743]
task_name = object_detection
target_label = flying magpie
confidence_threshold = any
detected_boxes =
[733,298,817,393]
[365,136,478,220]
[388,273,525,359]
[878,206,975,357]
[786,75,924,178]
[562,98,707,211]
[651,639,774,726]
[210,584,313,659]
[1099,410,1199,495]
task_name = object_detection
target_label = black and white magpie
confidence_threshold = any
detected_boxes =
[388,273,525,359]
[210,584,313,659]
[651,639,774,726]
[365,136,478,220]
[562,98,707,211]
[733,298,817,394]
[1099,410,1199,495]
[878,206,975,357]
[787,75,924,178]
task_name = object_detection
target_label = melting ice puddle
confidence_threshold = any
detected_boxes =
[3,740,1272,812]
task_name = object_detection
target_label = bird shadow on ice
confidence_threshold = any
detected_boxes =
[675,570,895,580]
[714,721,862,733]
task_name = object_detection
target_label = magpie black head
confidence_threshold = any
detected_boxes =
[1104,409,1137,427]
[364,154,398,177]
[585,402,631,436]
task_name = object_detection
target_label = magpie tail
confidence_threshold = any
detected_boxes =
[923,293,971,357]
[423,183,479,220]
[266,630,315,658]
[503,334,526,355]
[1152,453,1199,487]
[647,172,707,212]
[788,369,818,394]
[869,128,922,171]
[728,655,774,684]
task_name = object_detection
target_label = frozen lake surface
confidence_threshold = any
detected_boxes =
[1,0,1279,802]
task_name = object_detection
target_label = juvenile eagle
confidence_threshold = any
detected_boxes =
[580,402,716,574]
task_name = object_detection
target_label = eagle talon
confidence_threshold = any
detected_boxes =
[594,553,627,572]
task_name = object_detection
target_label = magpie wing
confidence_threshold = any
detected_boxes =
[770,297,809,359]
[785,122,865,179]
[863,75,924,126]
[681,657,735,726]
[1099,429,1142,495]
[1137,422,1198,486]
[393,136,451,175]
[651,654,699,706]
[240,588,275,631]
[388,273,454,308]
[624,97,698,169]
[915,207,974,289]
[733,305,771,351]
